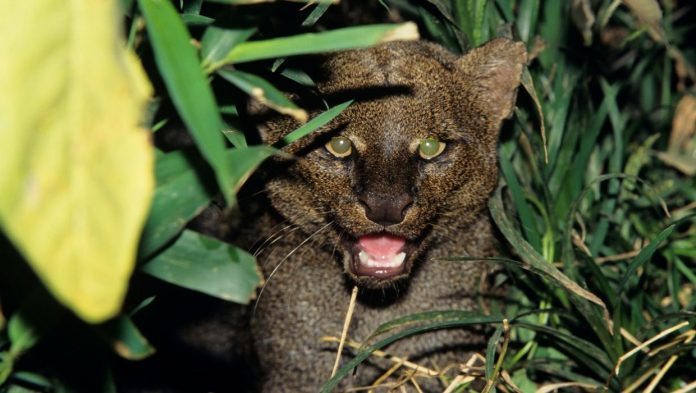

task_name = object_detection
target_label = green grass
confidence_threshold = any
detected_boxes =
[1,0,695,392]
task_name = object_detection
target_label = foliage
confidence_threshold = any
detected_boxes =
[0,0,694,392]
[325,0,696,391]
[0,0,154,324]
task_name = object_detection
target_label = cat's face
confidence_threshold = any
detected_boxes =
[258,39,526,289]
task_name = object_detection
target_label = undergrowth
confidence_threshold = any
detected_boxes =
[0,0,694,392]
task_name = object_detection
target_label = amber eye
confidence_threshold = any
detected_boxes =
[325,136,352,158]
[418,136,446,160]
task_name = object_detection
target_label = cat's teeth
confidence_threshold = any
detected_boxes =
[358,250,369,265]
[392,252,406,265]
[359,251,406,268]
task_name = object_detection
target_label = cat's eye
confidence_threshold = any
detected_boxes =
[325,136,353,158]
[418,136,446,160]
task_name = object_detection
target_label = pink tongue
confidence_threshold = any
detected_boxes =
[359,234,406,260]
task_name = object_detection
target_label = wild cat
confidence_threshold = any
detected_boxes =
[250,38,526,391]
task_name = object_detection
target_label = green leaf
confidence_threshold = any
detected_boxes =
[0,355,12,385]
[302,0,333,27]
[282,100,353,145]
[138,0,234,203]
[212,23,419,68]
[142,230,261,304]
[487,187,610,323]
[217,69,308,123]
[486,324,504,379]
[201,25,256,71]
[138,150,214,259]
[96,316,155,360]
[486,185,616,357]
[514,322,612,372]
[471,0,490,46]
[228,145,277,195]
[7,294,61,359]
[367,310,482,340]
[6,371,52,391]
[618,218,687,296]
[0,0,154,323]
[519,68,547,163]
[279,68,316,87]
[182,0,203,14]
[499,144,542,252]
[517,0,539,42]
[181,13,215,26]
[8,314,39,359]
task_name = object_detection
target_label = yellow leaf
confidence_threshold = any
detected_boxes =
[0,1,154,322]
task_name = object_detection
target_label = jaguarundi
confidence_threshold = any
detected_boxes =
[249,37,526,391]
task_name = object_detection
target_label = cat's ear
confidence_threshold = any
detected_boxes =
[456,38,527,122]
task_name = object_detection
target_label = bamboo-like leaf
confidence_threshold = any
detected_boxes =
[367,310,484,340]
[302,0,333,27]
[486,324,504,379]
[0,0,154,322]
[97,316,155,360]
[514,322,613,372]
[217,69,308,123]
[520,68,548,163]
[138,0,233,202]
[201,25,256,72]
[211,23,419,68]
[499,144,542,251]
[617,221,682,295]
[282,100,353,144]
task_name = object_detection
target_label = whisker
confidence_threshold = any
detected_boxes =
[253,224,299,257]
[252,221,335,317]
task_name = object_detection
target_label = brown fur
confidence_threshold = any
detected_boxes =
[250,38,526,391]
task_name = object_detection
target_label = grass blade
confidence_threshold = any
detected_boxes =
[201,25,256,71]
[282,100,353,145]
[217,69,308,123]
[489,186,610,323]
[138,0,233,202]
[320,314,503,392]
[213,23,419,67]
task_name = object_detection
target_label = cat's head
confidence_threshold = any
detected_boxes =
[254,38,526,289]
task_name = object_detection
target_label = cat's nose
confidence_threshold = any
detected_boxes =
[358,192,413,226]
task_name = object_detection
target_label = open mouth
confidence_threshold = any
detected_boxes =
[348,233,412,280]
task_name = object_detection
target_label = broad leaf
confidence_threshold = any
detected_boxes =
[0,0,154,322]
[138,150,214,259]
[142,230,261,304]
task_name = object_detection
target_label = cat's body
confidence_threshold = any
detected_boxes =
[250,38,526,391]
